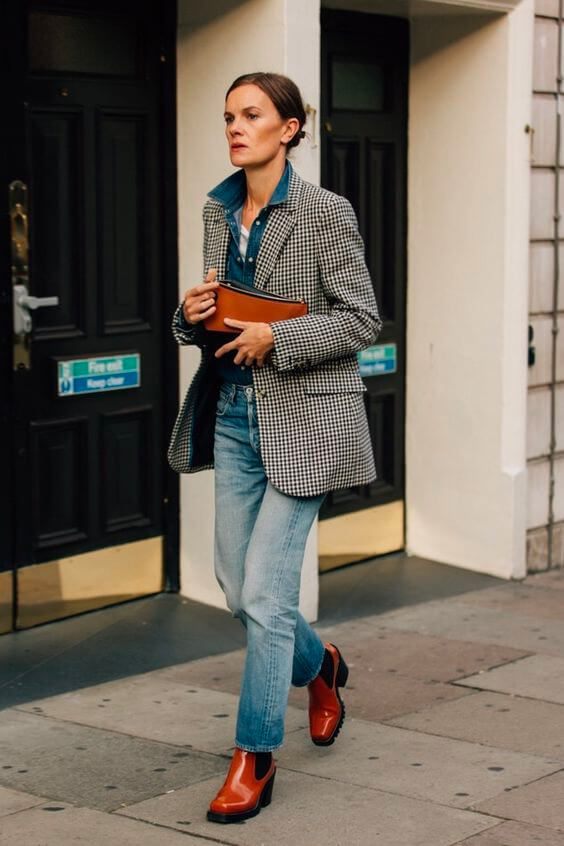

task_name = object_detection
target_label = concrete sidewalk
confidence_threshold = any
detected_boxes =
[1,564,564,844]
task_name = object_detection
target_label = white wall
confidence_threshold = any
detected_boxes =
[406,1,533,578]
[175,0,321,616]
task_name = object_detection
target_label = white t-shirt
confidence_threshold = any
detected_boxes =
[239,222,249,259]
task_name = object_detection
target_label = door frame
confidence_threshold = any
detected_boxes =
[1,1,27,629]
[160,0,180,592]
[0,0,180,627]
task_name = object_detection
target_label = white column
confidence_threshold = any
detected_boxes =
[406,1,534,578]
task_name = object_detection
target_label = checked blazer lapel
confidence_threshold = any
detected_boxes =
[253,208,296,291]
[204,164,305,288]
[205,205,231,280]
[254,165,304,291]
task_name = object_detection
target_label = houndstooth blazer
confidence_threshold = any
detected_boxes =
[167,163,383,497]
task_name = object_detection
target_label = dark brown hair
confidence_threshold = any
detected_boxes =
[225,72,307,152]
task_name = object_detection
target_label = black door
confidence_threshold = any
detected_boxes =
[1,0,179,631]
[320,10,408,523]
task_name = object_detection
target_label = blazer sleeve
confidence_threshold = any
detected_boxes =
[268,194,382,371]
[171,303,207,347]
[170,204,210,349]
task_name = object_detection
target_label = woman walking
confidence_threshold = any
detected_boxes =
[168,71,382,824]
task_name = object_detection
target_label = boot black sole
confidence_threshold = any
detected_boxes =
[206,770,275,824]
[312,646,349,747]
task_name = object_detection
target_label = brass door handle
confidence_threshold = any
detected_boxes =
[10,180,29,282]
[10,180,59,369]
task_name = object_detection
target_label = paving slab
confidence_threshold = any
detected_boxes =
[0,802,204,844]
[156,651,313,714]
[525,569,564,591]
[16,675,307,754]
[361,600,564,657]
[0,594,246,712]
[117,767,498,846]
[158,630,527,689]
[0,785,46,818]
[154,650,246,698]
[456,654,564,704]
[457,819,564,844]
[317,552,501,624]
[0,709,226,811]
[473,770,564,831]
[0,596,157,699]
[322,628,530,682]
[330,670,475,721]
[450,583,564,620]
[386,690,564,760]
[156,649,475,722]
[275,718,561,809]
[310,629,527,721]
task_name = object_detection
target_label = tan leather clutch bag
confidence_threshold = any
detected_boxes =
[203,280,308,334]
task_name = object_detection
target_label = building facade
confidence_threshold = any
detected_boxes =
[2,0,557,634]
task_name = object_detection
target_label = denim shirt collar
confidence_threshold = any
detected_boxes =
[207,159,292,212]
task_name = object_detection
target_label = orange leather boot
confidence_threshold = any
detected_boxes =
[207,747,276,824]
[308,642,349,745]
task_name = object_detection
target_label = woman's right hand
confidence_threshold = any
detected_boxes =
[182,268,219,325]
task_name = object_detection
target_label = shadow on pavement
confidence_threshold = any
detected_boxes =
[0,552,503,710]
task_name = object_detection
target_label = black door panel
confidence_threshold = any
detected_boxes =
[320,10,408,520]
[10,0,167,568]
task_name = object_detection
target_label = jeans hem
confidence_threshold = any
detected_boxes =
[235,741,282,753]
[293,644,326,687]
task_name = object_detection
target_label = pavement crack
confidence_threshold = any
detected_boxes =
[448,819,507,844]
[9,706,234,763]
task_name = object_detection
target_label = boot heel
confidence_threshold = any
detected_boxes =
[261,771,275,807]
[336,656,349,687]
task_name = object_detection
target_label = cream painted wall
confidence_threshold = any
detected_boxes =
[175,0,321,617]
[406,1,533,577]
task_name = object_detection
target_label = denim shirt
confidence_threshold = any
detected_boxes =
[181,160,292,384]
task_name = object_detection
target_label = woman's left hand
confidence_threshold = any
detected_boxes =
[214,319,274,366]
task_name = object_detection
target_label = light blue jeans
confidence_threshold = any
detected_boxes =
[213,381,327,752]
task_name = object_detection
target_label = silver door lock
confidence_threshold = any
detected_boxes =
[13,283,59,334]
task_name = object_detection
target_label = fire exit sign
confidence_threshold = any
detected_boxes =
[57,353,140,396]
[357,343,397,376]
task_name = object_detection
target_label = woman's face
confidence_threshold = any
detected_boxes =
[224,83,299,168]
